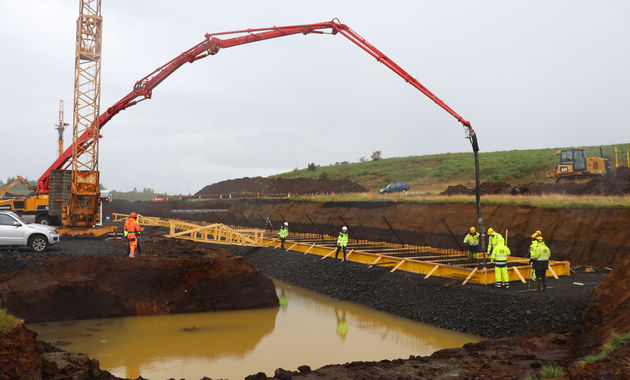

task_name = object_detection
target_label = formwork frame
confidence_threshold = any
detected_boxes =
[112,214,570,285]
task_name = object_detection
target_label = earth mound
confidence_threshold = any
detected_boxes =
[0,240,278,323]
[440,174,630,196]
[195,176,367,196]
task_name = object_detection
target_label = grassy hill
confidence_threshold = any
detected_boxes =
[272,143,630,193]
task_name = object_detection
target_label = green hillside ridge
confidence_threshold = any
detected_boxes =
[271,143,630,192]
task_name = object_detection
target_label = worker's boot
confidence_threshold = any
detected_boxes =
[505,282,510,289]
[542,276,547,292]
[495,282,502,288]
[536,279,542,292]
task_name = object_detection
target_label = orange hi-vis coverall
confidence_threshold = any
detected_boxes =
[124,217,144,257]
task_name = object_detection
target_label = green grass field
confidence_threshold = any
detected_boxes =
[272,143,630,193]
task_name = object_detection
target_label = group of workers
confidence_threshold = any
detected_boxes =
[463,227,551,291]
[278,222,349,261]
[124,211,551,291]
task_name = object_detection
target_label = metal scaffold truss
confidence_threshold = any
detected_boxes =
[112,214,571,286]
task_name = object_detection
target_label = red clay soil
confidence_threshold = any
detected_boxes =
[195,176,367,196]
[0,324,122,380]
[0,239,278,323]
[112,198,630,267]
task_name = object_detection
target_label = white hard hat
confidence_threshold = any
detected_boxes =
[342,226,347,231]
[284,221,288,226]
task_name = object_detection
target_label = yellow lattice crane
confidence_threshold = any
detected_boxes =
[62,0,103,228]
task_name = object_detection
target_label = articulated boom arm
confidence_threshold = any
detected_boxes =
[37,20,473,193]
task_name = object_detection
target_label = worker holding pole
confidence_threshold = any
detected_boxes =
[530,236,551,292]
[124,212,144,258]
[486,228,504,256]
[528,230,542,281]
[335,226,349,261]
[278,221,289,249]
[463,227,480,259]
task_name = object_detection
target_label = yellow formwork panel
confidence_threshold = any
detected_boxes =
[113,213,571,285]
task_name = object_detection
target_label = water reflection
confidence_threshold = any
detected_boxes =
[30,280,479,379]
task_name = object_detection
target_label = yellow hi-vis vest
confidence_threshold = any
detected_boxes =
[337,232,349,247]
[532,243,551,261]
[491,245,510,265]
[463,233,480,246]
[278,226,288,238]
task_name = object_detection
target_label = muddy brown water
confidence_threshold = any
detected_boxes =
[29,280,479,379]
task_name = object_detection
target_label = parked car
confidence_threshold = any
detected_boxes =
[379,182,410,194]
[0,211,60,252]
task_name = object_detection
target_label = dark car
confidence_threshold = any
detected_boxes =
[379,182,410,194]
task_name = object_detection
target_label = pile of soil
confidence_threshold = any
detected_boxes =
[195,176,367,196]
[0,324,122,380]
[440,174,630,196]
[0,235,277,323]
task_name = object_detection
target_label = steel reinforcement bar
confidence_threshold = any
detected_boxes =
[112,213,570,285]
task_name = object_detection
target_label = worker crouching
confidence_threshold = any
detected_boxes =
[491,241,511,288]
[124,212,144,258]
[530,236,551,291]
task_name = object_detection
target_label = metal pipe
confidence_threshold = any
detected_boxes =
[469,130,486,268]
[382,216,404,247]
[305,214,325,238]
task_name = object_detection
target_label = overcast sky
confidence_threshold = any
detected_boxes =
[1,1,628,194]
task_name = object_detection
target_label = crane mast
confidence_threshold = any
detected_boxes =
[63,0,102,227]
[55,99,69,157]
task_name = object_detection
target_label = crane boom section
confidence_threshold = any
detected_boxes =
[37,21,471,193]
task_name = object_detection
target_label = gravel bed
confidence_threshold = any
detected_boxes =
[225,245,605,339]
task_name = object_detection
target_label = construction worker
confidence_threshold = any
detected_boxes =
[278,221,289,249]
[463,227,480,259]
[487,228,504,256]
[335,226,349,261]
[530,236,551,291]
[491,240,511,288]
[528,230,542,280]
[124,212,144,258]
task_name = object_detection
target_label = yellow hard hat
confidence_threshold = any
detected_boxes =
[487,228,494,235]
[470,227,476,234]
[536,236,543,242]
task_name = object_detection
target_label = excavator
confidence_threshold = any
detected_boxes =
[0,177,50,223]
[12,19,483,239]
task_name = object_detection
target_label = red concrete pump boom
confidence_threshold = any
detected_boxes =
[37,20,475,193]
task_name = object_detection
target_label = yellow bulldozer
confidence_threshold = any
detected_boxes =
[546,147,611,183]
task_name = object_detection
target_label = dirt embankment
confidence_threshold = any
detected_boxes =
[108,199,630,267]
[441,168,630,196]
[0,324,122,380]
[195,176,367,197]
[0,231,279,379]
[0,238,277,323]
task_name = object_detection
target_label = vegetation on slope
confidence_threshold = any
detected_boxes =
[273,143,630,191]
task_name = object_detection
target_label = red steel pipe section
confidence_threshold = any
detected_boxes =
[38,20,472,193]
